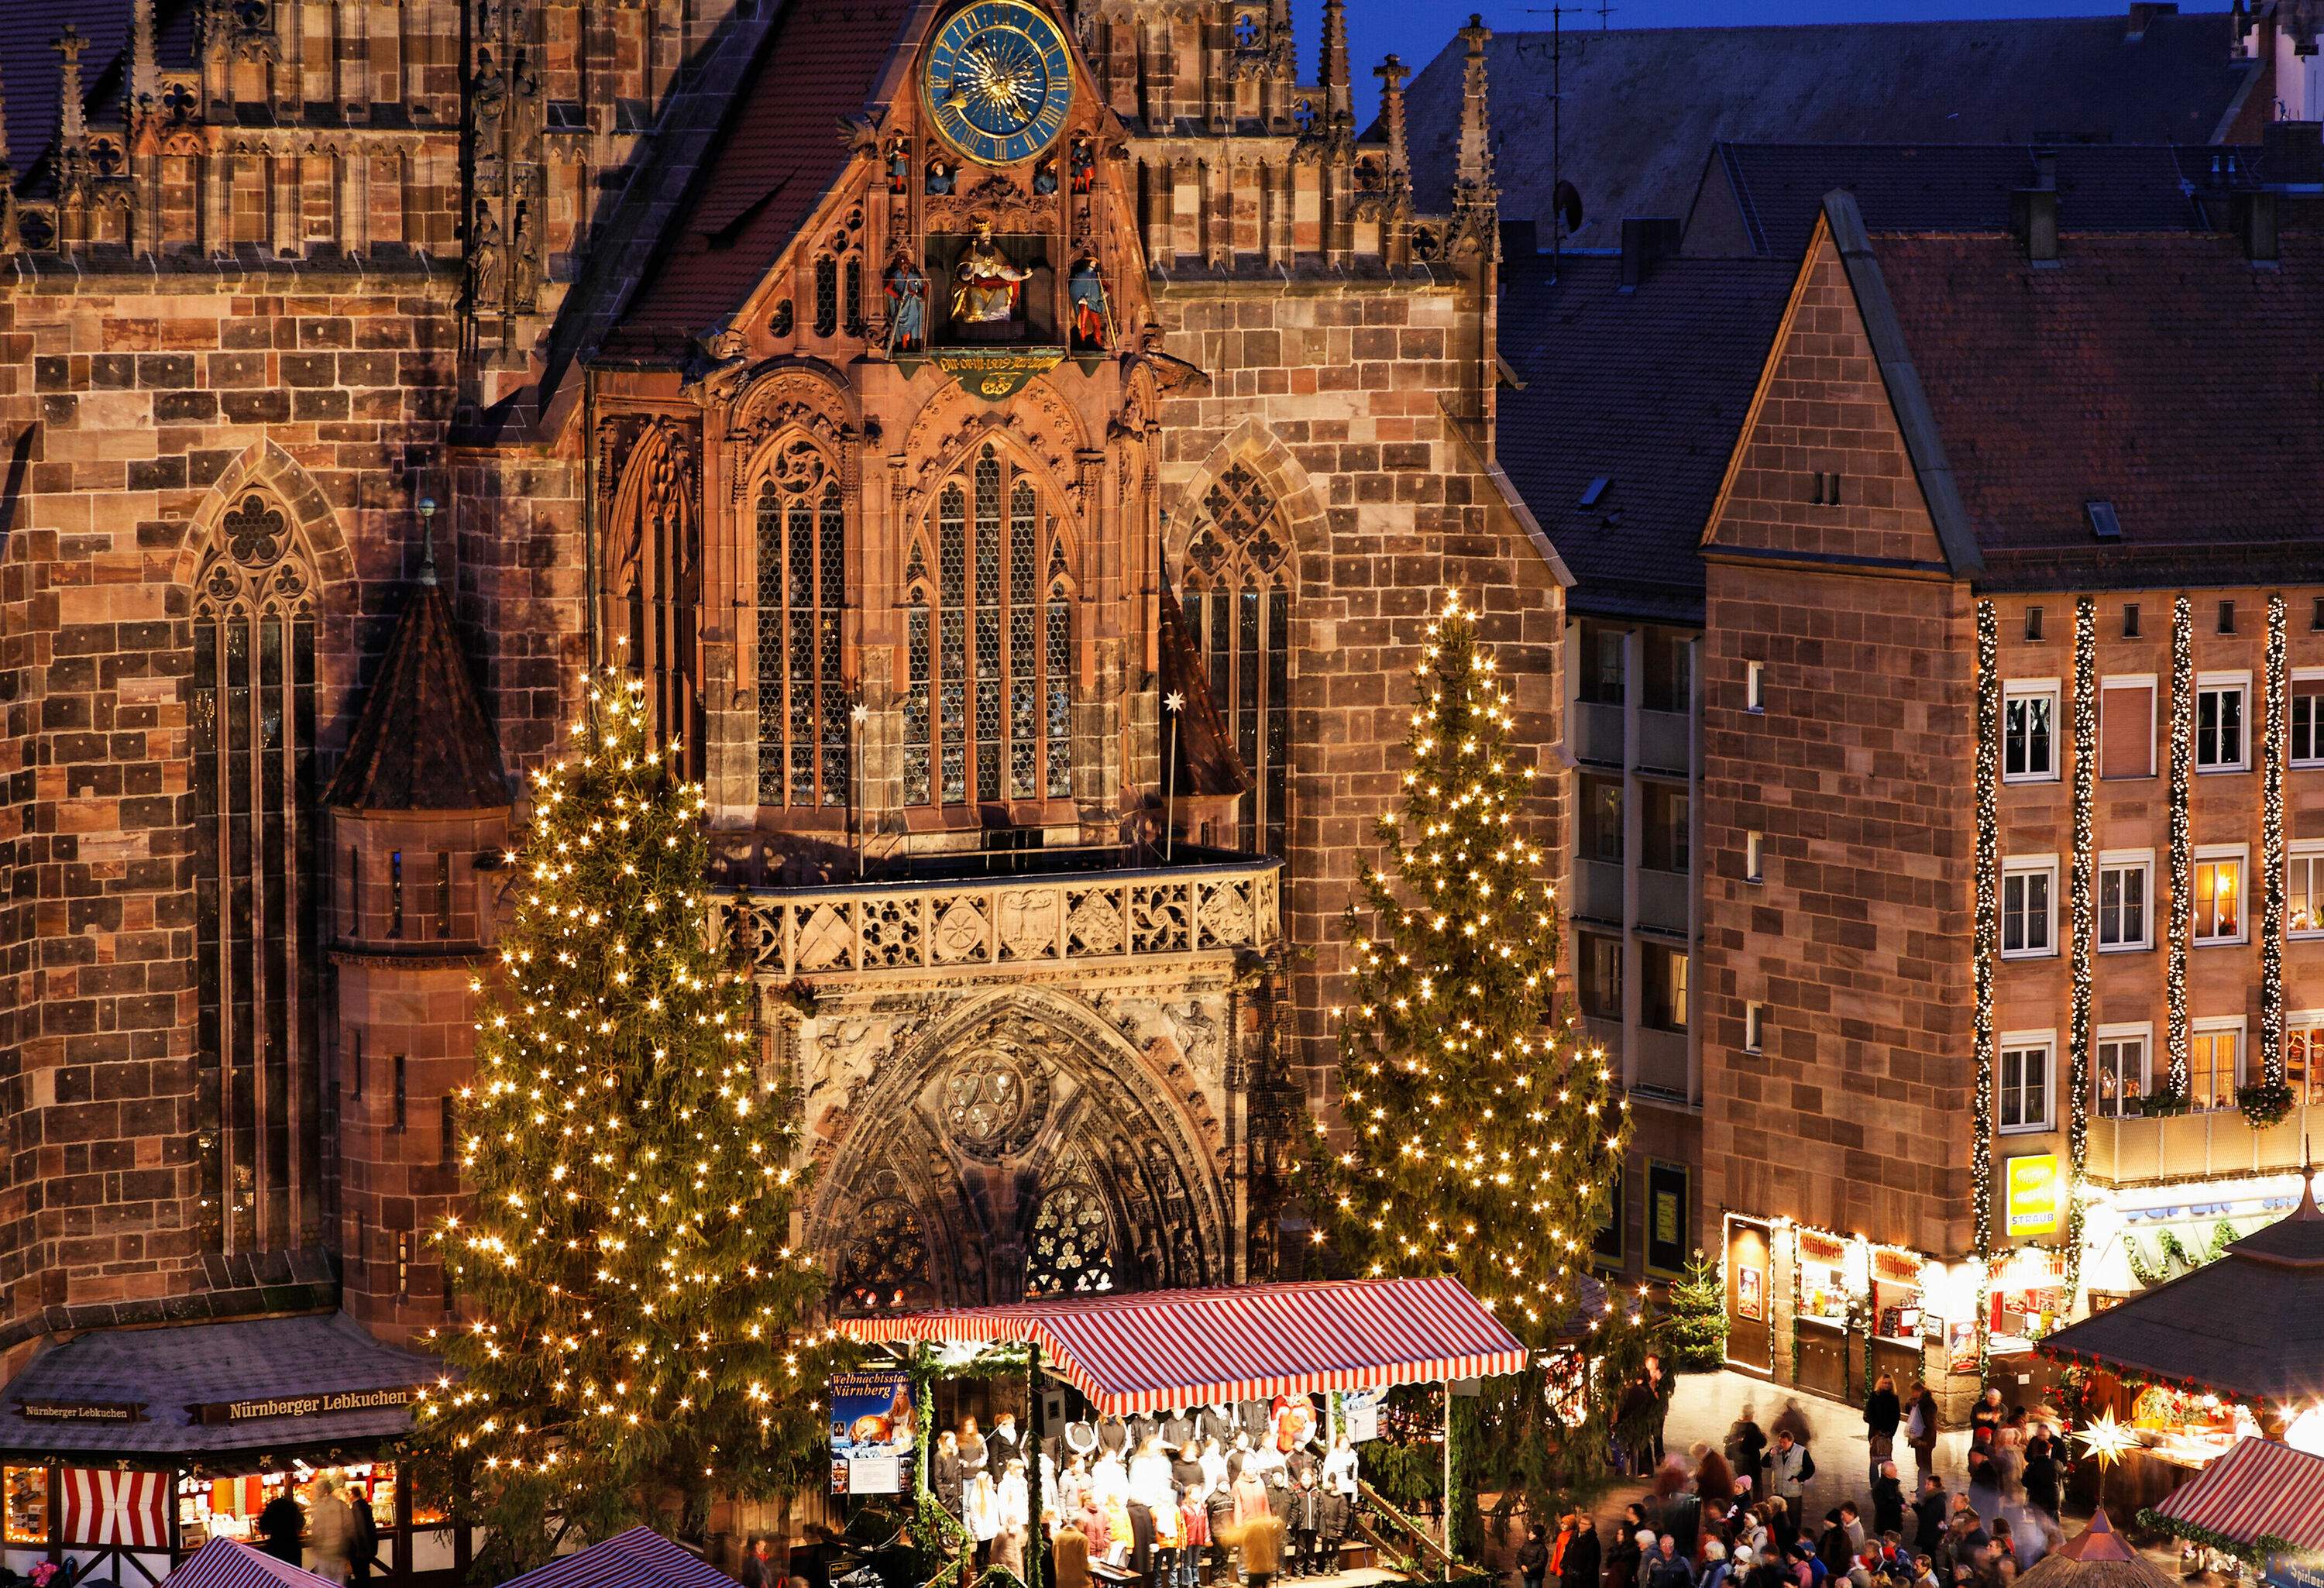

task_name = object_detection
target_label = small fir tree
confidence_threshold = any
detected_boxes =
[407,672,827,1566]
[1320,593,1633,1528]
[1660,1249,1728,1373]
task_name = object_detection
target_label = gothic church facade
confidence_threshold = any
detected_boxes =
[0,0,1568,1355]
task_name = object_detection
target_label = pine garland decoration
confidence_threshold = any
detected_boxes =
[2245,593,2295,1126]
[2163,595,2195,1105]
[1972,602,2001,1267]
[2064,597,2096,1311]
[407,671,830,1568]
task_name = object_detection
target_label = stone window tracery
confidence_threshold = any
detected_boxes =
[755,438,849,807]
[1182,461,1292,858]
[1026,1181,1115,1296]
[605,421,700,776]
[189,490,321,1254]
[906,444,1072,807]
[836,1196,934,1314]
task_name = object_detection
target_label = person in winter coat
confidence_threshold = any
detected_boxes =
[1910,1480,1946,1562]
[348,1492,380,1585]
[935,1432,967,1519]
[1519,1524,1552,1588]
[306,1477,356,1585]
[1817,1514,1854,1579]
[258,1489,308,1566]
[1605,1515,1645,1588]
[1242,1511,1285,1588]
[1647,1536,1693,1588]
[1766,1432,1811,1506]
[1862,1377,1903,1488]
[1902,1390,1939,1493]
[1870,1464,1906,1539]
[1561,1514,1603,1588]
[1700,1538,1734,1588]
[1727,1409,1769,1485]
[2020,1436,2060,1520]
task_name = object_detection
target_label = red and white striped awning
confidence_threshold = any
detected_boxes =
[832,1277,1528,1416]
[164,1538,337,1588]
[2156,1438,2324,1552]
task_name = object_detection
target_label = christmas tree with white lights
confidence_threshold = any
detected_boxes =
[408,671,827,1566]
[1322,593,1632,1523]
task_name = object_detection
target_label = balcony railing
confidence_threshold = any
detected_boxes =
[711,853,1281,978]
[2087,1101,2318,1183]
[1632,1026,1692,1102]
[1638,708,1692,775]
[1573,858,1624,925]
[1574,700,1625,767]
[1637,866,1690,934]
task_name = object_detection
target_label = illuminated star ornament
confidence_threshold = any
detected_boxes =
[2075,1410,2137,1469]
[1164,691,1185,713]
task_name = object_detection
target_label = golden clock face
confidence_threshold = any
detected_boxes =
[923,1,1075,167]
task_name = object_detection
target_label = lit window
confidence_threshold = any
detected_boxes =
[1745,1001,1765,1054]
[1745,830,1763,884]
[2095,1029,2148,1119]
[2293,676,2324,766]
[2002,861,2056,957]
[5,1466,49,1545]
[2003,684,2058,781]
[1745,660,1764,713]
[2193,851,2244,943]
[2190,1023,2243,1111]
[2288,1019,2324,1106]
[2291,846,2324,936]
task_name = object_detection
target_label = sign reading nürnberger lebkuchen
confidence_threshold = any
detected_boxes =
[191,1386,423,1425]
[15,1399,145,1423]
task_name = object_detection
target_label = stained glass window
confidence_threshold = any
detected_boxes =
[911,446,1072,809]
[755,441,848,806]
[191,491,318,1254]
[1181,460,1292,858]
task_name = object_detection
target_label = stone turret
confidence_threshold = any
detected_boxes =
[323,518,512,1344]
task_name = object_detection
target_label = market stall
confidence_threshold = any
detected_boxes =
[0,1312,456,1586]
[164,1535,338,1586]
[832,1277,1532,1587]
[2041,1175,2324,1511]
[1791,1232,1851,1401]
[496,1524,737,1588]
[2150,1436,2324,1569]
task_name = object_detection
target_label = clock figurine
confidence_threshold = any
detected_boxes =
[922,1,1076,167]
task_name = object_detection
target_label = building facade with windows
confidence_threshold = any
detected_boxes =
[0,0,1568,1463]
[1698,187,2324,1409]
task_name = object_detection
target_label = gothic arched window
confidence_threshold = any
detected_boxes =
[1181,461,1292,857]
[905,445,1072,807]
[190,490,321,1253]
[836,1197,934,1314]
[755,439,848,806]
[1026,1181,1115,1296]
[604,422,700,777]
[813,256,839,337]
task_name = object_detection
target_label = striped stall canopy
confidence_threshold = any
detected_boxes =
[498,1525,738,1588]
[2156,1438,2324,1552]
[832,1277,1529,1415]
[164,1538,337,1588]
[60,1466,170,1548]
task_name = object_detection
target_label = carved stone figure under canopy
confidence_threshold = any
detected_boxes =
[1068,254,1112,351]
[885,256,930,354]
[953,220,1033,325]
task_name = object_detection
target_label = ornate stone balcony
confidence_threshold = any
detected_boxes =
[712,848,1281,981]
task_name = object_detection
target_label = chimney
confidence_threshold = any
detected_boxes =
[2125,1,2176,40]
[1619,217,1682,289]
[2033,147,2058,191]
[2012,187,2059,263]
[2262,119,2324,186]
[2233,188,2279,262]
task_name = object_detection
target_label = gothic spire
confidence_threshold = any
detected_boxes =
[1375,54,1411,191]
[1453,15,1495,209]
[1321,0,1352,120]
[56,26,88,146]
[130,0,160,111]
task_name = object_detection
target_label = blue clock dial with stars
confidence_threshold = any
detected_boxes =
[923,2,1075,168]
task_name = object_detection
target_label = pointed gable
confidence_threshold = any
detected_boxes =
[325,576,511,813]
[1701,193,1978,579]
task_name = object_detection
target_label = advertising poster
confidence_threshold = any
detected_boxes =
[1735,1263,1764,1322]
[829,1370,917,1496]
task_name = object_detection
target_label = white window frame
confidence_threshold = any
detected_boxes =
[2190,1016,2247,1112]
[2096,847,2154,953]
[2001,854,2059,959]
[1997,1029,2056,1134]
[2094,1022,2152,1119]
[1745,659,1765,713]
[2003,679,2061,783]
[2192,844,2250,945]
[2291,840,2324,938]
[1745,1001,1765,1054]
[2195,670,2251,772]
[2099,673,2157,781]
[2287,1009,2324,1105]
[1746,830,1764,884]
[2293,669,2324,768]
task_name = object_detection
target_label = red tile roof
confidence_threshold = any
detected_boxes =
[614,0,918,349]
[1871,228,2324,591]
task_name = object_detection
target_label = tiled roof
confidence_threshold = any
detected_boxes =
[613,0,917,349]
[1869,228,2324,591]
[0,1312,440,1459]
[1495,250,1796,625]
[324,569,511,811]
[1690,140,2267,260]
[1399,10,2260,248]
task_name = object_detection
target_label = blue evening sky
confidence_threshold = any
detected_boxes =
[1312,0,2221,124]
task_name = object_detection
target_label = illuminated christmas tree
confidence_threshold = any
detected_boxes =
[408,672,827,1566]
[1321,593,1632,1524]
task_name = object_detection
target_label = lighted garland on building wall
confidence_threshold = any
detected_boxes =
[2156,595,2196,1111]
[2063,597,2097,1311]
[1972,601,2001,1378]
[2243,592,2295,1126]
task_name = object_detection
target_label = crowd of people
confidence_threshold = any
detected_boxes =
[928,1399,1362,1588]
[1518,1380,2074,1588]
